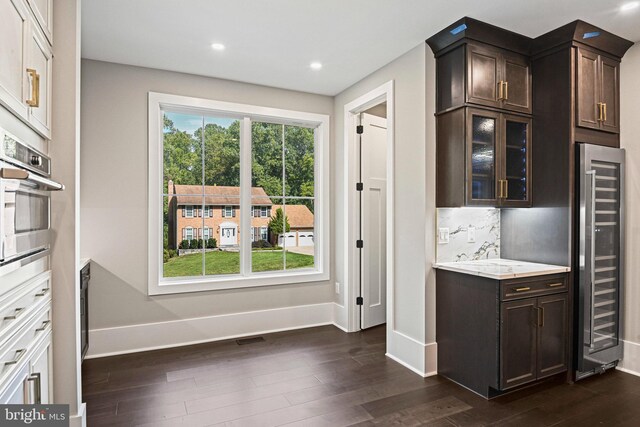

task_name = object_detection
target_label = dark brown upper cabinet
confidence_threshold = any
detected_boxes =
[428,18,532,115]
[437,107,531,208]
[576,48,620,134]
[533,20,632,147]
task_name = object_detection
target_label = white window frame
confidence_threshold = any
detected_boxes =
[184,205,194,218]
[184,226,194,241]
[223,206,233,218]
[148,92,330,295]
[260,226,269,241]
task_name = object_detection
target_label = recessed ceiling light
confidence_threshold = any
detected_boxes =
[310,62,323,70]
[620,1,639,11]
[211,43,225,51]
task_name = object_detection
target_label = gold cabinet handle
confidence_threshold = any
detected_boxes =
[603,103,607,122]
[503,179,508,199]
[504,81,508,101]
[515,287,531,292]
[597,102,603,122]
[497,179,503,198]
[547,282,564,288]
[537,306,545,327]
[498,80,504,100]
[26,68,40,107]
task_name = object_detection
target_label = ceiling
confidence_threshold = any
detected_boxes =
[82,0,640,96]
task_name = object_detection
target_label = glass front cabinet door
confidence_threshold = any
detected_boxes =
[465,108,531,207]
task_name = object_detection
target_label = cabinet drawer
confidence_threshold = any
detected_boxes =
[0,272,50,343]
[0,304,51,388]
[501,275,567,301]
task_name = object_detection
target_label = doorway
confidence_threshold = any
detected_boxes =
[342,80,394,334]
[358,110,388,329]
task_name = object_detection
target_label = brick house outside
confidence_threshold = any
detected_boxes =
[167,180,314,250]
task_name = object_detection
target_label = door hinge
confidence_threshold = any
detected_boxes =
[356,125,364,134]
[356,296,364,305]
[356,240,363,248]
[356,182,363,191]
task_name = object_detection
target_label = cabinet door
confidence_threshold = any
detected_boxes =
[537,294,568,379]
[576,48,600,131]
[466,109,500,205]
[26,0,52,43]
[500,114,531,207]
[30,335,51,404]
[0,0,30,120]
[0,364,29,404]
[26,22,52,138]
[467,44,501,109]
[501,52,531,114]
[599,56,620,134]
[500,298,537,389]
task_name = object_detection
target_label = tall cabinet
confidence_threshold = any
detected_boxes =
[428,18,533,208]
[0,0,54,405]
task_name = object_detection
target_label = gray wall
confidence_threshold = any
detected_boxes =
[80,59,334,330]
[332,43,437,346]
[621,43,640,346]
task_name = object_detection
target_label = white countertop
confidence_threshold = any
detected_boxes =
[433,258,570,280]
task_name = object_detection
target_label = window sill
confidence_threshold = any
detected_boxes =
[149,269,330,296]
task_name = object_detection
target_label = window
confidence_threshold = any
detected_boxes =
[149,92,329,295]
[183,227,194,241]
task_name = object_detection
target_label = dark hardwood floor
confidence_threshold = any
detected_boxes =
[82,325,640,426]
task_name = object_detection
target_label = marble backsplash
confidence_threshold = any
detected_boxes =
[436,208,500,263]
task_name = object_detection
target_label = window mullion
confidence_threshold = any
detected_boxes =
[239,117,252,276]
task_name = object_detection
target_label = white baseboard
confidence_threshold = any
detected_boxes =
[332,302,348,332]
[617,339,640,377]
[386,329,429,376]
[86,302,334,358]
[424,341,438,377]
[69,403,86,427]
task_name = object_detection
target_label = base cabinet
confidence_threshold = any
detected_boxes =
[436,269,569,398]
[500,293,568,390]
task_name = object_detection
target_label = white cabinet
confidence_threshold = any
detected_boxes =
[0,364,29,404]
[0,0,52,138]
[0,0,30,120]
[26,0,52,44]
[29,332,51,404]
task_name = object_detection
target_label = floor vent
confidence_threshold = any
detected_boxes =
[236,336,265,345]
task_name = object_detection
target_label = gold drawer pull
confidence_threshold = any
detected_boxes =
[35,288,50,297]
[4,348,27,366]
[35,320,51,332]
[498,80,504,100]
[547,282,564,288]
[504,81,509,100]
[514,287,531,292]
[4,307,25,320]
[26,68,40,107]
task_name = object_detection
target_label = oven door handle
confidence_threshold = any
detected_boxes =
[0,168,64,191]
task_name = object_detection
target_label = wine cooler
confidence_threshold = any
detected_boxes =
[576,143,625,380]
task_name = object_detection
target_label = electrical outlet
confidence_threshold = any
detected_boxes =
[467,226,476,243]
[438,228,449,244]
[335,282,340,294]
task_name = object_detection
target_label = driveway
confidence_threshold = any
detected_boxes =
[286,246,314,256]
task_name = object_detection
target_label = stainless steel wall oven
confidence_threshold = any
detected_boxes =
[0,127,63,275]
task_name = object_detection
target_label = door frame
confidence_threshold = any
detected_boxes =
[342,81,395,333]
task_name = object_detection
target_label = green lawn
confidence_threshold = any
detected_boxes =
[163,250,314,278]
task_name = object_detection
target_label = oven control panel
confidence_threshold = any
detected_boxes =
[0,127,50,177]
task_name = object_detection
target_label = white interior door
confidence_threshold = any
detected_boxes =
[360,113,387,329]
